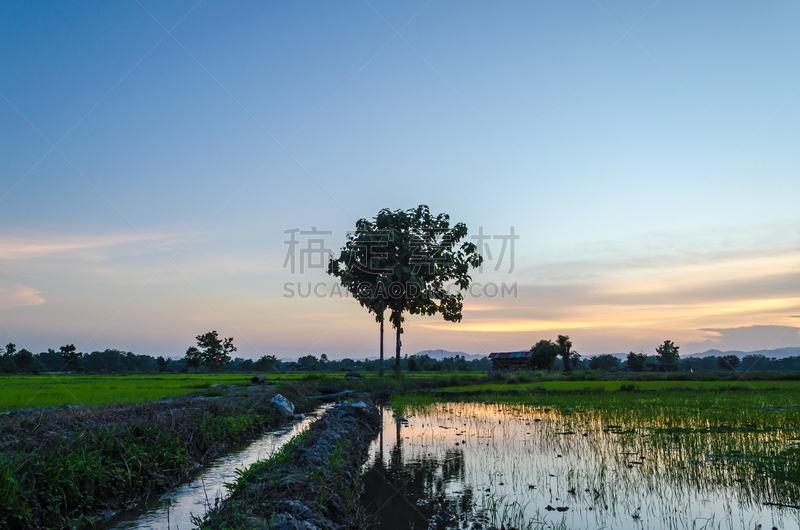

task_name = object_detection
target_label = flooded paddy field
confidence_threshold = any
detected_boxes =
[363,392,800,530]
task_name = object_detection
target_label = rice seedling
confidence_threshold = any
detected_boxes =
[363,390,800,530]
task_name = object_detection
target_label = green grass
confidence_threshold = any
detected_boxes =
[0,383,317,529]
[0,373,266,412]
[198,402,373,530]
[395,384,800,416]
[3,371,799,413]
[0,371,479,412]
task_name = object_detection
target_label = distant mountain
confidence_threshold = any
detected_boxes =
[684,347,800,359]
[585,352,629,360]
[411,349,486,361]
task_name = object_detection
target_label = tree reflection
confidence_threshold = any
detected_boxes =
[363,416,476,530]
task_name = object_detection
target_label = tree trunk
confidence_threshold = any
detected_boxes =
[563,348,572,372]
[379,312,384,377]
[395,320,402,376]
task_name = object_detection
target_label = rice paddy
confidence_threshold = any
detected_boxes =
[0,373,260,412]
[436,379,800,393]
[364,389,800,530]
[5,372,798,528]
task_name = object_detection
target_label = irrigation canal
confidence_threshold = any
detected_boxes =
[99,405,331,530]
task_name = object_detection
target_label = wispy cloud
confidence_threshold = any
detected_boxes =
[443,223,800,352]
[0,284,45,310]
[0,231,182,261]
[682,325,800,353]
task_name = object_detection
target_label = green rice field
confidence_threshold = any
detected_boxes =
[369,392,800,530]
[3,371,799,413]
[437,379,800,393]
[0,371,472,412]
[0,373,309,412]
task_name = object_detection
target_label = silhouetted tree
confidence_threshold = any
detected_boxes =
[184,347,202,372]
[717,354,740,371]
[0,343,16,372]
[529,339,560,370]
[155,356,171,373]
[741,354,771,371]
[298,355,319,370]
[330,205,482,376]
[14,348,34,371]
[256,354,278,372]
[60,344,83,370]
[407,356,420,371]
[557,335,573,372]
[626,351,647,372]
[589,354,620,371]
[328,216,391,376]
[656,340,680,364]
[194,331,235,372]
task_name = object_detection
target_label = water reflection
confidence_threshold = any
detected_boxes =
[100,407,329,530]
[363,414,476,529]
[362,403,800,530]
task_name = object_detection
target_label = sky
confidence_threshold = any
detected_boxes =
[1,1,799,359]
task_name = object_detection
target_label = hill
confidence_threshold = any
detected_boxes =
[411,349,486,361]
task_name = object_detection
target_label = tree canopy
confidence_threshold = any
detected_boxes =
[60,344,83,370]
[557,335,574,372]
[194,331,236,372]
[656,340,680,364]
[528,339,560,370]
[589,354,621,371]
[184,347,202,372]
[626,351,647,372]
[329,205,482,375]
[327,215,390,374]
[717,354,740,371]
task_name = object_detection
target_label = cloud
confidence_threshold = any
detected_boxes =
[0,284,45,310]
[435,230,800,354]
[682,325,800,354]
[0,231,182,261]
[0,229,275,286]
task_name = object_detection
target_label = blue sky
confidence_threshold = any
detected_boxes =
[1,1,799,359]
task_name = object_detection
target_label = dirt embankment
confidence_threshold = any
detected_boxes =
[201,400,381,530]
[0,383,318,529]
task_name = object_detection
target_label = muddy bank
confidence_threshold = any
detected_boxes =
[200,400,380,530]
[0,383,319,529]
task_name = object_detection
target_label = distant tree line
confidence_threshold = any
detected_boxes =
[525,335,582,371]
[0,339,493,374]
[520,338,800,373]
[3,336,797,375]
[0,343,162,374]
[586,353,800,372]
[251,353,492,373]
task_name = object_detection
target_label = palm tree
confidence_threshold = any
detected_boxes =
[557,335,573,372]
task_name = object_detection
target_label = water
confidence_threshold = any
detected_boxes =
[100,407,329,530]
[362,403,800,530]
